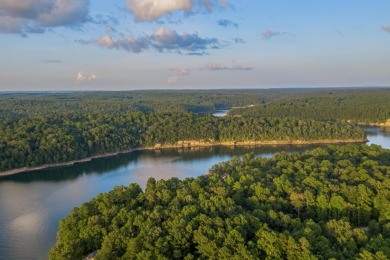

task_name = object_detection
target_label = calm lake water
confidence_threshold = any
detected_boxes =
[0,124,389,259]
[212,109,230,117]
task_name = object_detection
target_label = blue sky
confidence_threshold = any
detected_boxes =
[1,0,390,90]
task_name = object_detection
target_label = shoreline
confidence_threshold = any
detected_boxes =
[0,139,367,177]
[351,119,390,127]
[0,148,142,177]
[355,123,390,127]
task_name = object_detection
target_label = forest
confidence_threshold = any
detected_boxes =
[49,144,390,259]
[0,112,365,171]
[228,89,390,124]
[1,88,390,120]
[3,88,388,172]
[2,88,389,258]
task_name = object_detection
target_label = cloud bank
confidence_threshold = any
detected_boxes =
[0,0,89,35]
[126,0,229,21]
[83,28,221,55]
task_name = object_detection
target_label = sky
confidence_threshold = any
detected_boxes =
[1,0,390,90]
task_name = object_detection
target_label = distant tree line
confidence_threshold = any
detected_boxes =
[49,144,390,259]
[0,112,365,171]
[229,91,390,124]
[1,88,389,120]
[0,90,275,118]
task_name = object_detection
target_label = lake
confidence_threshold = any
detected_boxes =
[0,125,389,259]
[212,109,230,117]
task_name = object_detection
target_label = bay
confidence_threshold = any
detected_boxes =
[0,125,389,259]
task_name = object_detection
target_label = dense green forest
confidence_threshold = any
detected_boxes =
[3,88,389,172]
[1,88,389,120]
[228,89,390,124]
[2,89,389,258]
[49,144,390,259]
[0,89,277,118]
[0,112,365,171]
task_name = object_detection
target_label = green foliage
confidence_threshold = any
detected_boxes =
[2,88,389,122]
[0,89,275,118]
[50,145,390,259]
[228,89,390,124]
[6,88,390,172]
[0,112,365,171]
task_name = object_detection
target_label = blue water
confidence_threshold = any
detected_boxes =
[0,126,389,259]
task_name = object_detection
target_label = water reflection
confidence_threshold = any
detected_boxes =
[0,127,389,259]
[363,126,390,149]
[212,110,229,117]
[0,144,324,259]
[1,145,324,183]
[0,151,142,183]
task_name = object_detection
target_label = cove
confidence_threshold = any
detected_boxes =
[0,126,389,259]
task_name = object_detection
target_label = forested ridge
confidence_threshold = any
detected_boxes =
[49,145,390,259]
[0,112,365,171]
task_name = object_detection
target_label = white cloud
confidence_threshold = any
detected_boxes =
[38,0,89,27]
[76,71,86,81]
[98,35,114,48]
[94,34,149,53]
[89,73,97,80]
[81,27,221,55]
[76,71,97,82]
[0,16,24,34]
[0,0,89,35]
[166,67,190,84]
[166,76,178,84]
[166,61,253,85]
[233,64,253,70]
[151,27,221,53]
[126,0,192,21]
[126,0,229,21]
[179,68,190,75]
